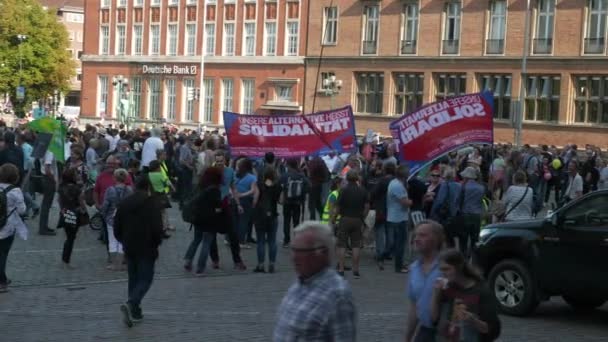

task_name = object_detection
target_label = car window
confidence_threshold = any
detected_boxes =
[562,195,608,229]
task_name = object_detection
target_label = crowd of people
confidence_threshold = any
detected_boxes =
[0,119,605,340]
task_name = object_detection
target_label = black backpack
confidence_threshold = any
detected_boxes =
[0,185,17,229]
[181,190,203,225]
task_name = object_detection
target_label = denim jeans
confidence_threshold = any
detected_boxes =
[388,221,408,271]
[255,217,278,264]
[184,229,218,271]
[0,235,15,284]
[282,202,302,244]
[374,222,394,261]
[236,200,254,243]
[126,255,155,311]
[39,177,56,232]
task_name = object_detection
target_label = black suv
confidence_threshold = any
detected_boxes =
[474,190,608,316]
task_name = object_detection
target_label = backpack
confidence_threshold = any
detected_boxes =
[0,185,17,229]
[285,175,304,202]
[181,190,203,224]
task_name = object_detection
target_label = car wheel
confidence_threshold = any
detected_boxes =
[488,259,539,316]
[563,295,607,311]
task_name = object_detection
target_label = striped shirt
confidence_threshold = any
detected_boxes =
[504,185,534,221]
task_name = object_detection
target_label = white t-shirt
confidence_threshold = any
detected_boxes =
[504,185,534,221]
[106,135,120,152]
[40,151,58,184]
[141,137,164,168]
[566,173,583,200]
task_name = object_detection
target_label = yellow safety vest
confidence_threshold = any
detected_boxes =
[321,190,340,223]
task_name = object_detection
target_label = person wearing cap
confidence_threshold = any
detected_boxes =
[458,166,485,258]
[115,140,135,169]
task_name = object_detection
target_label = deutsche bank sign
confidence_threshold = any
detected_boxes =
[142,65,198,75]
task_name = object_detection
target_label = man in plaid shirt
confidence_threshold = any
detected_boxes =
[274,221,357,342]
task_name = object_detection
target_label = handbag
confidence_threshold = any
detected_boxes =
[77,207,90,226]
[84,186,95,206]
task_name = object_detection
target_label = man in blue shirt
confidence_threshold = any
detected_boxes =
[459,166,485,257]
[386,165,412,273]
[406,220,445,342]
[430,168,462,248]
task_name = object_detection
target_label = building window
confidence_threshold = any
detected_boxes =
[186,24,196,56]
[243,22,256,56]
[480,74,512,120]
[585,0,608,54]
[242,79,255,114]
[131,77,142,118]
[205,23,215,56]
[134,0,143,6]
[323,7,338,45]
[321,71,336,90]
[487,0,506,54]
[534,0,555,54]
[442,2,461,54]
[394,73,423,115]
[401,3,419,55]
[362,5,379,55]
[435,73,467,101]
[101,0,110,8]
[183,79,195,122]
[356,72,384,114]
[574,76,608,124]
[150,24,160,55]
[167,24,178,56]
[133,25,143,56]
[100,26,110,55]
[276,85,293,102]
[524,75,560,122]
[286,21,299,56]
[264,22,277,56]
[222,79,234,114]
[98,76,108,116]
[223,23,236,56]
[149,78,161,119]
[166,79,176,120]
[115,25,126,55]
[118,0,127,7]
[203,79,214,122]
[151,0,160,6]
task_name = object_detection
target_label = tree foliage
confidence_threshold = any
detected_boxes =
[0,0,76,116]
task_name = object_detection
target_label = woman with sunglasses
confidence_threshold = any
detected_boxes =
[424,168,443,218]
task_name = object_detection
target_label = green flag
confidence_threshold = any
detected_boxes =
[28,117,67,163]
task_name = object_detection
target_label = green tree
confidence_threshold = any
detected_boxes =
[0,0,76,117]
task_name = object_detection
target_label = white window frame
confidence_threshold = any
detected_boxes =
[243,22,256,56]
[442,1,462,54]
[117,0,127,7]
[286,20,299,56]
[480,74,512,120]
[101,0,111,8]
[183,78,195,121]
[361,5,379,55]
[165,79,177,120]
[223,23,236,56]
[241,79,255,114]
[100,25,110,55]
[536,0,555,40]
[151,0,161,7]
[98,76,109,117]
[222,79,234,115]
[132,25,143,56]
[203,79,214,123]
[116,24,126,55]
[150,24,161,55]
[167,24,179,56]
[148,78,161,119]
[401,2,419,54]
[184,24,196,56]
[488,1,507,40]
[585,0,608,53]
[134,0,144,7]
[131,77,142,119]
[322,7,338,45]
[205,23,216,56]
[264,21,277,56]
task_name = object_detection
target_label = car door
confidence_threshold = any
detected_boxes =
[556,193,608,295]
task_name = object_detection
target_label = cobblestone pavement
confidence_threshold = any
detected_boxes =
[0,203,607,341]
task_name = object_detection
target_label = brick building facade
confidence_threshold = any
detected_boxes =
[305,0,608,147]
[81,0,308,128]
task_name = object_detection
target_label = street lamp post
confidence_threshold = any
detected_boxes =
[515,0,531,147]
[323,75,342,110]
[15,34,28,115]
[112,75,129,127]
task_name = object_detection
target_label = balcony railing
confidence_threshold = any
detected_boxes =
[485,39,504,54]
[533,38,552,54]
[362,40,377,54]
[442,39,459,54]
[401,40,417,54]
[584,37,605,54]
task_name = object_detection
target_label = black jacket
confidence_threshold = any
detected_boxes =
[194,186,227,234]
[114,191,164,259]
